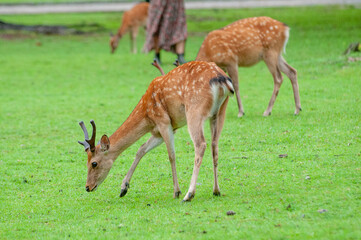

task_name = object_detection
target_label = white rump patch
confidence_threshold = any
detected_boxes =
[209,84,228,117]
[283,27,290,54]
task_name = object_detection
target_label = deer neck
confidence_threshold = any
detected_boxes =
[112,34,120,44]
[107,106,150,161]
[117,25,127,38]
[195,45,207,61]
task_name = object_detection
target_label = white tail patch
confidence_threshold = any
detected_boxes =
[210,85,226,117]
[283,27,290,54]
[225,79,235,95]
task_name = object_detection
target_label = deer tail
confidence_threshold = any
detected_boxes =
[209,74,234,95]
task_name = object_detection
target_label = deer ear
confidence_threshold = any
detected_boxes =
[100,135,110,152]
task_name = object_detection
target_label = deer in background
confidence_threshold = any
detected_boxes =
[78,61,234,202]
[110,2,149,54]
[196,16,301,117]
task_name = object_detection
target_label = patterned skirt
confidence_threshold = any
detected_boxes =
[143,0,187,53]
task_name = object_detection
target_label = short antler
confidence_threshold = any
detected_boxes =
[87,120,96,152]
[151,59,165,76]
[78,120,96,152]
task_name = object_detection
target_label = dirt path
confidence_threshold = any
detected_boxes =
[0,0,359,15]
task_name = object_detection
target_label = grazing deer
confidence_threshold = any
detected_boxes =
[196,16,301,117]
[110,2,149,54]
[78,61,234,202]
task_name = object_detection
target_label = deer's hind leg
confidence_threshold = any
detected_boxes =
[278,56,301,115]
[263,50,284,116]
[210,97,229,196]
[183,109,208,202]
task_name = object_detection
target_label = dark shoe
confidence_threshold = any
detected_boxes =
[177,53,187,64]
[154,52,161,65]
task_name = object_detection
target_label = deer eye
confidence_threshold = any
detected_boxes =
[92,162,97,168]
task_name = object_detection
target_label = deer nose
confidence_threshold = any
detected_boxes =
[86,186,90,192]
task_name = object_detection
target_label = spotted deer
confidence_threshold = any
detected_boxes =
[196,16,301,117]
[78,61,234,202]
[110,2,149,54]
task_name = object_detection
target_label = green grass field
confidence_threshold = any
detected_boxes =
[1,5,361,239]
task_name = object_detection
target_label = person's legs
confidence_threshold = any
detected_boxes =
[175,40,186,64]
[153,35,161,64]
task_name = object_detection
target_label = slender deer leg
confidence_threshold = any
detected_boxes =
[120,135,164,197]
[279,56,302,115]
[130,27,138,54]
[227,63,244,117]
[158,124,181,198]
[210,97,229,196]
[263,51,284,116]
[183,112,207,202]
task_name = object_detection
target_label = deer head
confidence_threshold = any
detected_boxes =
[78,120,113,192]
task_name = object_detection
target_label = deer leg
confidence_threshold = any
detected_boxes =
[158,124,181,198]
[130,27,138,54]
[183,112,207,202]
[120,135,164,197]
[279,56,302,115]
[226,64,244,117]
[210,97,229,196]
[263,52,284,116]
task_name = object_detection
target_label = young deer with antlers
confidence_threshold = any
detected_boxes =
[110,2,149,54]
[196,16,301,117]
[78,61,234,202]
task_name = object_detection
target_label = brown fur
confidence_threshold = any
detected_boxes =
[110,2,149,54]
[196,16,301,117]
[81,61,234,202]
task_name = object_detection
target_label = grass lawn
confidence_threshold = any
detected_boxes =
[1,5,361,239]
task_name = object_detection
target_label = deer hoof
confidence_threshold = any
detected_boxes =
[120,182,129,197]
[294,107,302,115]
[213,191,221,196]
[263,111,271,117]
[120,188,128,197]
[174,191,182,198]
[182,192,194,202]
[237,112,245,118]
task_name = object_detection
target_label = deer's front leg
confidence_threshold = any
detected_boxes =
[130,27,138,54]
[227,64,244,117]
[158,125,181,198]
[120,135,163,197]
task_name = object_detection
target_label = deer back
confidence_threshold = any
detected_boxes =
[133,61,234,129]
[120,2,148,34]
[196,17,289,67]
